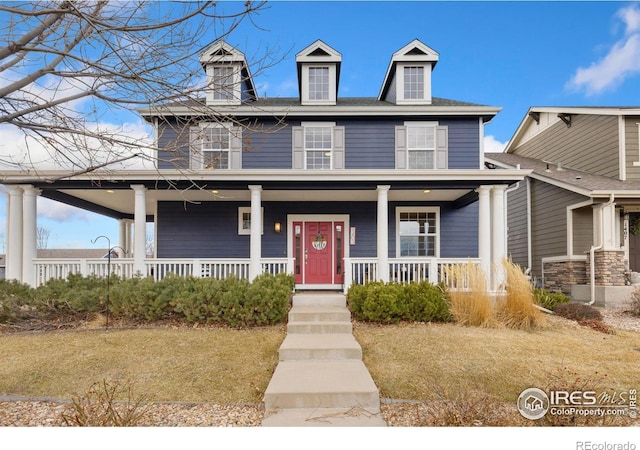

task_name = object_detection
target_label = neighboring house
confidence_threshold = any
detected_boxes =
[486,106,640,306]
[2,39,527,291]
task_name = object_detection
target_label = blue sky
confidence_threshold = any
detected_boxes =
[2,0,640,251]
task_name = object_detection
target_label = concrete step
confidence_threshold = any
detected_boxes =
[279,333,362,360]
[263,360,380,410]
[292,293,346,307]
[287,321,352,334]
[288,306,351,323]
[261,407,387,427]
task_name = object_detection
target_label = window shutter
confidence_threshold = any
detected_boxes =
[292,126,304,169]
[229,127,242,169]
[333,126,345,169]
[436,125,448,169]
[190,126,202,169]
[395,126,407,169]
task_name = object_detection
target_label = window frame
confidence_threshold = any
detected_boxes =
[206,63,241,105]
[197,124,231,170]
[300,64,337,105]
[238,207,264,235]
[395,206,440,258]
[396,62,431,105]
[406,122,437,170]
[302,122,335,170]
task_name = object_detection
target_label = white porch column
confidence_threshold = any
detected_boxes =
[601,202,618,250]
[249,185,262,281]
[131,185,147,275]
[118,219,128,257]
[476,185,492,287]
[491,185,507,291]
[6,187,23,281]
[22,185,39,287]
[377,185,390,283]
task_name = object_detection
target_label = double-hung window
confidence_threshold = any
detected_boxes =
[395,122,447,170]
[397,207,439,257]
[201,126,230,169]
[191,123,242,170]
[304,124,333,169]
[407,124,436,169]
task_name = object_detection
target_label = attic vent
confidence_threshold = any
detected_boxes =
[211,48,232,57]
[406,47,428,56]
[309,48,331,57]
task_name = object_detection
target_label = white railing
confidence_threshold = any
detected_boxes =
[345,257,483,291]
[33,257,293,287]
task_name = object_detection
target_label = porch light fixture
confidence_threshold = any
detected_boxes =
[423,189,431,194]
[106,189,115,194]
[274,221,282,233]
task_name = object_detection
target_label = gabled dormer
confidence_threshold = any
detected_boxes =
[378,39,439,105]
[296,40,342,106]
[199,41,256,106]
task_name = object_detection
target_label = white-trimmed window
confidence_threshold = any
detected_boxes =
[305,124,333,169]
[403,66,424,100]
[292,122,345,170]
[308,67,330,100]
[238,207,264,235]
[407,123,436,169]
[190,123,243,170]
[395,122,448,170]
[396,63,432,104]
[212,66,235,101]
[396,207,440,257]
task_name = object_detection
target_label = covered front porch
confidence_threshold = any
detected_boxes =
[3,169,527,292]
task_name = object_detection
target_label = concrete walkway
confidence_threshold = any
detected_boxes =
[261,292,387,426]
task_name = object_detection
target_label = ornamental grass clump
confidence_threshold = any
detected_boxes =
[442,262,496,328]
[496,258,546,331]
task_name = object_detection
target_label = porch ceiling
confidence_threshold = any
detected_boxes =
[52,187,474,218]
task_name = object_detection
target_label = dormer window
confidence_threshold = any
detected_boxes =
[309,66,330,100]
[379,40,439,105]
[403,66,425,100]
[212,66,235,102]
[199,42,256,106]
[296,40,342,106]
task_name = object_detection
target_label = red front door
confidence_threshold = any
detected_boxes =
[292,220,345,285]
[305,222,333,284]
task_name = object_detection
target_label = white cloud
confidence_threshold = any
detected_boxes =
[37,197,90,222]
[566,5,640,96]
[484,135,507,153]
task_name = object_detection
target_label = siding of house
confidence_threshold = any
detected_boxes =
[529,180,590,278]
[156,200,479,259]
[513,115,619,178]
[154,117,481,170]
[506,180,529,270]
[572,206,593,256]
[624,116,640,180]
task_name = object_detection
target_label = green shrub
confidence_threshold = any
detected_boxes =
[554,302,603,322]
[34,274,114,315]
[108,276,167,321]
[0,279,35,323]
[534,289,572,311]
[347,281,450,323]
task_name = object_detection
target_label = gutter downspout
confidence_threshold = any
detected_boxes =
[589,194,615,305]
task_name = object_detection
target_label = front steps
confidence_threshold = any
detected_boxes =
[262,293,386,426]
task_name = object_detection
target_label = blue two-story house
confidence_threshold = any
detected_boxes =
[3,39,528,291]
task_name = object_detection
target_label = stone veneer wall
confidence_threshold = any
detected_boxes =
[587,250,627,286]
[542,259,588,294]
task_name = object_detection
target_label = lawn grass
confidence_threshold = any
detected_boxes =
[1,316,639,411]
[354,317,640,404]
[0,326,286,404]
